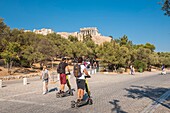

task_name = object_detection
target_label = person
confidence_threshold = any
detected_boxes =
[57,57,71,94]
[41,66,50,95]
[162,64,165,71]
[132,66,135,75]
[114,65,117,72]
[130,65,133,75]
[161,64,166,75]
[75,57,90,102]
[93,62,97,69]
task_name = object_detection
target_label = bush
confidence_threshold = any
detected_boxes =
[134,60,147,72]
[20,59,30,68]
[117,68,125,73]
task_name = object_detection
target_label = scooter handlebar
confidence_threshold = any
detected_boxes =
[66,72,71,75]
[85,76,91,78]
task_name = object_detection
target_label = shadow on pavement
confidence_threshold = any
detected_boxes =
[2,85,7,88]
[124,85,170,109]
[49,87,58,92]
[109,99,127,113]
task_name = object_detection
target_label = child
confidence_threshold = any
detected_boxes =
[41,66,50,95]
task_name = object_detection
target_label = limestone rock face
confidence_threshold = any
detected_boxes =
[25,27,112,44]
[92,35,111,45]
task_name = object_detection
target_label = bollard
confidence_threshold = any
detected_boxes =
[23,78,27,85]
[90,70,93,74]
[94,69,96,74]
[57,74,60,81]
[88,70,91,75]
[104,72,108,74]
[0,80,2,88]
[91,70,94,74]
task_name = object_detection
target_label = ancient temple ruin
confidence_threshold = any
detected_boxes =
[79,27,101,36]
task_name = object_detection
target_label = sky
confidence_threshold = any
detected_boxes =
[0,0,170,52]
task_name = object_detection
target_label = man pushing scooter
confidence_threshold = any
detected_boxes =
[56,57,73,97]
[71,57,93,108]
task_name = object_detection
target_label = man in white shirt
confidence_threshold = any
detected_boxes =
[76,57,90,102]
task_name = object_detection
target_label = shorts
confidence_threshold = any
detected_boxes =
[43,78,49,83]
[60,73,66,84]
[76,79,85,90]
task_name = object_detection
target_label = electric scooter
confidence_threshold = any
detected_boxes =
[71,76,93,108]
[56,73,74,98]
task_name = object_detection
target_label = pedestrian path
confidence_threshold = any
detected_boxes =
[0,70,170,113]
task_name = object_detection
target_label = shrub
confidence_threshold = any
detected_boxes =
[117,68,125,73]
[134,60,147,72]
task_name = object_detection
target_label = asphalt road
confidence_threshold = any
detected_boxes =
[0,71,170,113]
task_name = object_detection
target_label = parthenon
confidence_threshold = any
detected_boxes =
[80,27,101,36]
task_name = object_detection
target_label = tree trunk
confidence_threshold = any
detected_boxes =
[10,60,13,69]
[7,62,10,73]
[51,58,54,69]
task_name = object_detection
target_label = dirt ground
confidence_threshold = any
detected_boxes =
[0,59,74,77]
[0,67,8,76]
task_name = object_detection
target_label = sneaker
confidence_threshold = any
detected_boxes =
[43,92,46,95]
[77,99,81,103]
[61,91,65,97]
[57,90,62,94]
[69,91,73,96]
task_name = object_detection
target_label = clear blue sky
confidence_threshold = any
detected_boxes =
[0,0,170,52]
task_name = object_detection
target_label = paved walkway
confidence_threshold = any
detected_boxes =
[0,70,170,113]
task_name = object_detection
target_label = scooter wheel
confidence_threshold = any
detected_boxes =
[56,93,61,98]
[71,101,76,107]
[69,91,74,96]
[71,104,75,108]
[75,103,79,108]
[88,99,93,105]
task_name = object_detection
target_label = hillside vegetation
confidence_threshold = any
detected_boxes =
[0,18,170,76]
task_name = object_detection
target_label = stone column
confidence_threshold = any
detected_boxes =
[0,80,2,88]
[23,78,27,85]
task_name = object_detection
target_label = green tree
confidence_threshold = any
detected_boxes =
[69,41,89,58]
[161,0,170,16]
[96,42,117,69]
[144,43,155,52]
[83,34,92,43]
[158,52,170,66]
[149,52,159,66]
[134,60,147,72]
[1,42,21,72]
[0,18,10,54]
[68,35,78,42]
[116,46,130,67]
[135,47,152,70]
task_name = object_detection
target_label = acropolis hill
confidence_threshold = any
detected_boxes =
[25,27,112,44]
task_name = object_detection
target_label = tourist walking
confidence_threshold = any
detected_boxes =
[130,65,134,75]
[41,66,50,95]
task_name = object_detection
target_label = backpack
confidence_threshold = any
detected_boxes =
[42,71,49,80]
[57,62,64,74]
[73,64,82,77]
